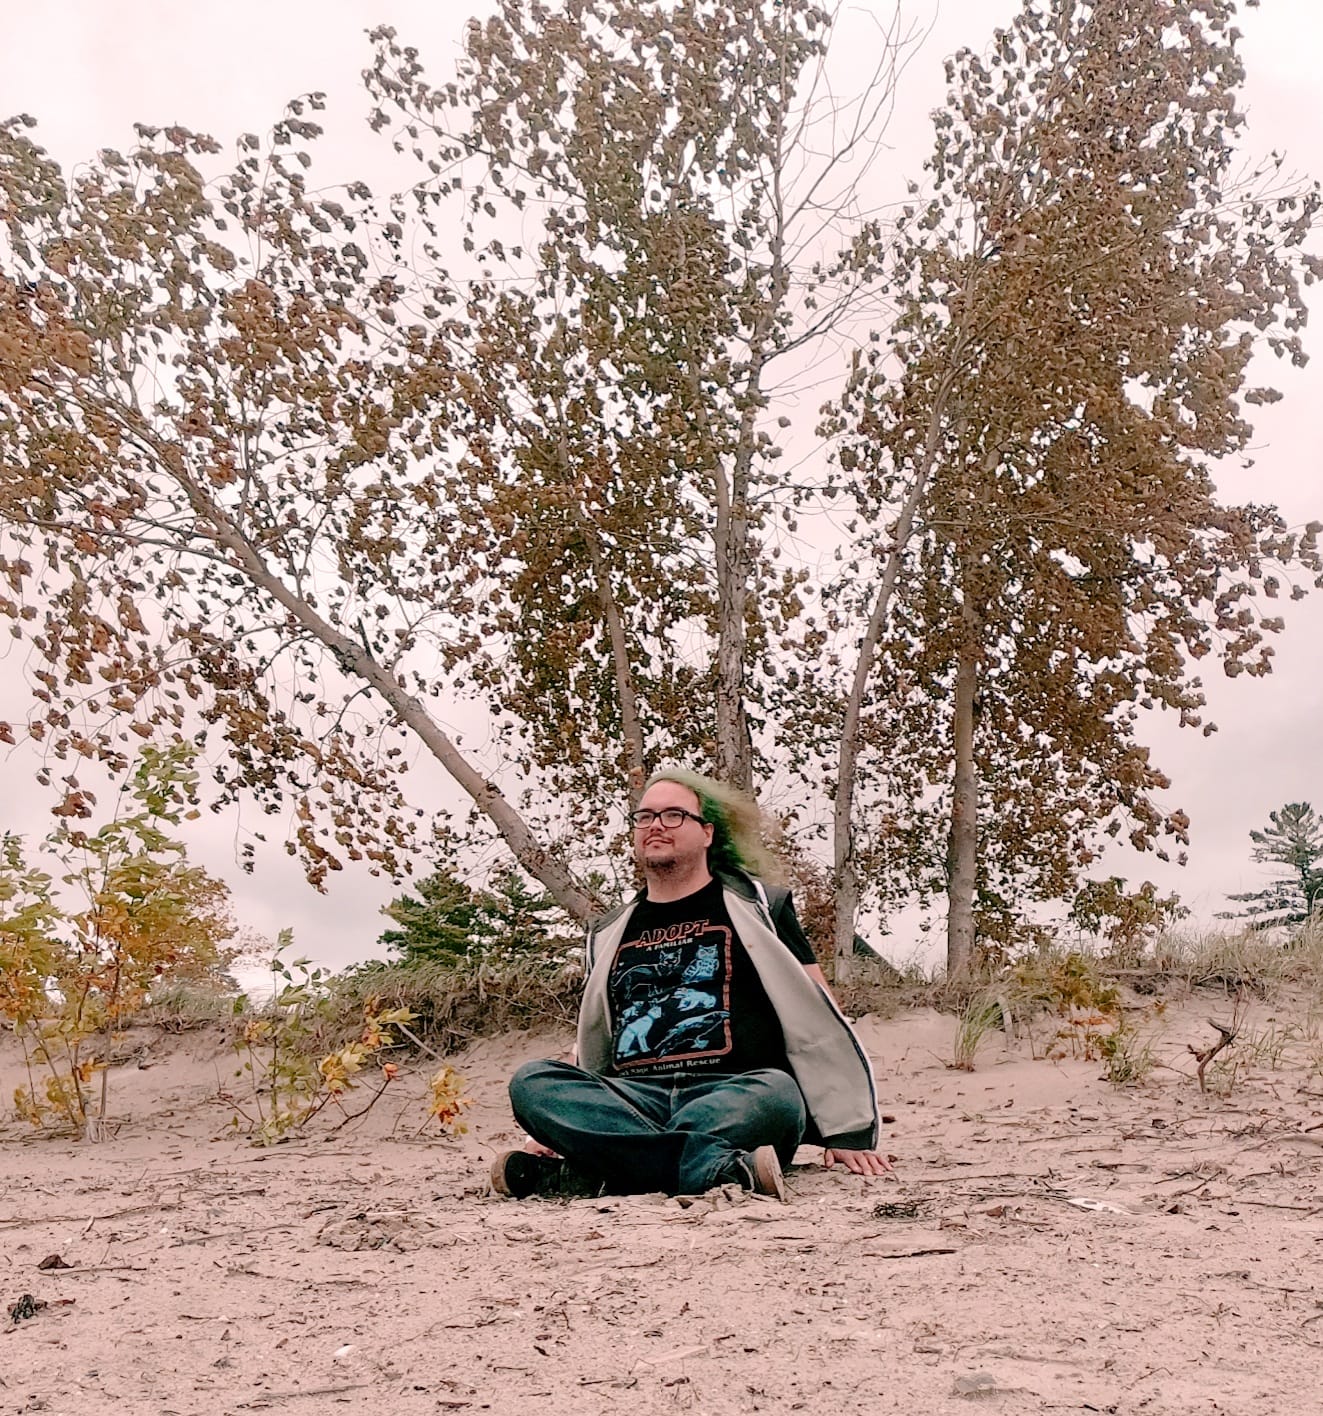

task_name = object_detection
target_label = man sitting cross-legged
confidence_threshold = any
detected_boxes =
[491,769,892,1201]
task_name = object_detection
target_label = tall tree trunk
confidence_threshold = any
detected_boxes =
[945,588,980,976]
[583,522,648,806]
[564,432,647,807]
[832,376,961,978]
[713,452,755,794]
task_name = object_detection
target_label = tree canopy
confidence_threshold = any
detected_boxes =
[0,0,1318,966]
[378,862,577,963]
[0,0,905,919]
[821,0,1322,969]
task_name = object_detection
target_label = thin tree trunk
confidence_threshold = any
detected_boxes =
[945,588,980,976]
[831,377,957,978]
[713,425,755,795]
[830,144,1032,971]
[563,429,647,806]
[580,518,648,805]
[710,71,793,797]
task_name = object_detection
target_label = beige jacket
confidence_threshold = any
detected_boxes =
[576,871,878,1150]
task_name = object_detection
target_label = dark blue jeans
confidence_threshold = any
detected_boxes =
[508,1059,806,1196]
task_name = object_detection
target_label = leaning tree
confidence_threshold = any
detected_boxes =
[0,0,908,916]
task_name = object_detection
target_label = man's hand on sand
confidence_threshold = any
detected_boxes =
[823,1147,895,1177]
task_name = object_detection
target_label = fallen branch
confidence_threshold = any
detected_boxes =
[236,1382,377,1407]
[1188,1016,1239,1093]
[859,1245,959,1258]
[171,1220,297,1247]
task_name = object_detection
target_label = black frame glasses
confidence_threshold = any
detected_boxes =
[629,807,707,830]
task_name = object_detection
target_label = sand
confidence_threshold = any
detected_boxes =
[3,987,1322,1415]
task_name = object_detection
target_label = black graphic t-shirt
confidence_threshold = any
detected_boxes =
[606,878,808,1077]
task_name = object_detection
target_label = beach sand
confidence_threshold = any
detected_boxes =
[3,986,1321,1415]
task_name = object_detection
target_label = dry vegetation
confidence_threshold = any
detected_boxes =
[98,917,1323,1132]
[129,916,1323,1071]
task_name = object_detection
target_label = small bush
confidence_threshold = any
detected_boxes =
[222,939,474,1145]
[1099,1024,1155,1086]
[2,746,238,1138]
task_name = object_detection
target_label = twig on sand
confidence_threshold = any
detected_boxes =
[911,1171,1044,1185]
[236,1382,377,1407]
[859,1245,959,1258]
[1188,1014,1240,1093]
[0,1201,182,1230]
[38,1264,149,1276]
[1232,1199,1321,1213]
[172,1220,297,1247]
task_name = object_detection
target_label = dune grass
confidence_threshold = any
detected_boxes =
[118,918,1323,1066]
[303,954,585,1056]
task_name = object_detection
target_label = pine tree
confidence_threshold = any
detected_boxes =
[1225,803,1323,926]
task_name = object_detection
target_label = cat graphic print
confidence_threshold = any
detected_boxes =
[609,919,732,1070]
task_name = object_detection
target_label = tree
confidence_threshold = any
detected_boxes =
[2,1,1319,971]
[361,1,909,806]
[378,866,488,962]
[1069,876,1188,961]
[824,0,1321,974]
[0,745,236,1137]
[1224,802,1323,925]
[0,0,907,921]
[379,862,577,962]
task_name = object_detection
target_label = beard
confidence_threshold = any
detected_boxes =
[637,837,704,877]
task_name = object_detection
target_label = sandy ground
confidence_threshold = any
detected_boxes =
[3,987,1322,1416]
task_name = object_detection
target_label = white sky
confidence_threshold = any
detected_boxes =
[1,1,1319,969]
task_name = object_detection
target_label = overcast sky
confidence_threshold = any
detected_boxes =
[1,1,1319,971]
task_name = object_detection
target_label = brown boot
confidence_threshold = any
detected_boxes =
[490,1150,562,1199]
[748,1145,787,1203]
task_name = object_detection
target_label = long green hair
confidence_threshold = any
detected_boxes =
[643,768,781,883]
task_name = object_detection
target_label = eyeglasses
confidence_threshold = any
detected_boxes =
[630,807,707,830]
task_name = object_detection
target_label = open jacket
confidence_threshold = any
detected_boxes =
[577,870,879,1151]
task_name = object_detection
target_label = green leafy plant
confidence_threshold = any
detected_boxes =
[228,938,338,1144]
[1010,950,1122,1060]
[2,745,236,1138]
[225,936,473,1144]
[1070,878,1189,965]
[1099,1023,1156,1087]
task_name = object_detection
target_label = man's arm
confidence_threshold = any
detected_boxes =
[802,961,832,994]
[770,890,896,1178]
